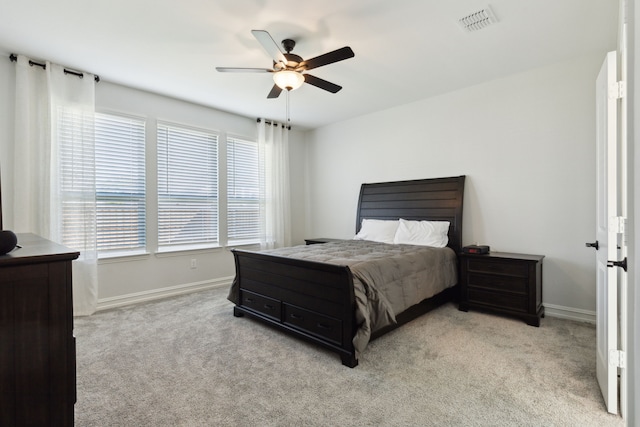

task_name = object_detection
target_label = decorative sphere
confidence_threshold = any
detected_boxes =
[0,230,17,255]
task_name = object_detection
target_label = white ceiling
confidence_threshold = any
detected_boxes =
[0,0,618,130]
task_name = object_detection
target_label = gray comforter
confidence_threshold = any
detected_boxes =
[229,240,458,355]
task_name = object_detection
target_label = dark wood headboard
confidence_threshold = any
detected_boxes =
[355,176,466,254]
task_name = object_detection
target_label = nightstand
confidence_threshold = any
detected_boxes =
[458,252,544,326]
[304,238,344,245]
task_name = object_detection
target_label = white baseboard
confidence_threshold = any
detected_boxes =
[544,303,596,324]
[95,283,597,325]
[96,276,234,311]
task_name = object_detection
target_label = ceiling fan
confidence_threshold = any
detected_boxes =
[216,30,355,99]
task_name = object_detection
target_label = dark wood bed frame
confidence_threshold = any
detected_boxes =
[231,175,465,367]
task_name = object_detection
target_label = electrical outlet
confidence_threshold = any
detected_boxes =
[190,259,197,269]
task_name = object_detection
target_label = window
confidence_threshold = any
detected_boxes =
[227,137,262,245]
[94,113,146,254]
[157,123,218,250]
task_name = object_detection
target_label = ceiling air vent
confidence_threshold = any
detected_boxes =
[458,6,497,32]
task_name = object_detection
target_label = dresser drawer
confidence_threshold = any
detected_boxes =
[467,272,527,294]
[240,290,281,321]
[467,259,528,277]
[283,304,342,345]
[468,288,528,313]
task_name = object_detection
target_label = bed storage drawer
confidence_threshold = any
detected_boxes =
[240,290,281,321]
[283,304,343,345]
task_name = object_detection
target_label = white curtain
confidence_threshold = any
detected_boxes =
[13,56,52,235]
[13,55,98,316]
[258,120,291,249]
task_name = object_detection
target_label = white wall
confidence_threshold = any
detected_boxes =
[304,53,604,316]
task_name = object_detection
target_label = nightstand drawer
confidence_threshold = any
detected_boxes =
[467,272,527,294]
[283,304,342,345]
[467,259,528,277]
[468,288,528,312]
[241,290,281,321]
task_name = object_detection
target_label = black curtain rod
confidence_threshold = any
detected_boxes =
[257,118,291,130]
[9,53,100,82]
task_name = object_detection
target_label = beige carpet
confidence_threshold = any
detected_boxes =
[74,286,623,426]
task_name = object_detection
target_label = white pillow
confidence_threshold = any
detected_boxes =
[393,219,450,247]
[353,219,399,244]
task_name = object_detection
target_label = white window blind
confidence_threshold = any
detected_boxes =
[157,123,218,249]
[227,137,262,245]
[95,113,146,254]
[58,107,97,251]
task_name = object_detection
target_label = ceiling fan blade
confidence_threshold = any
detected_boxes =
[216,67,272,73]
[267,84,283,99]
[299,47,354,71]
[303,74,342,93]
[251,30,287,66]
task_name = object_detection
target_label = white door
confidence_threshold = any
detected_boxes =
[594,50,621,415]
[615,7,628,416]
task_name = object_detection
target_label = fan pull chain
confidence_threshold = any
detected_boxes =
[286,89,291,126]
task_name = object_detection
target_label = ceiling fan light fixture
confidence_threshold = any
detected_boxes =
[273,70,304,91]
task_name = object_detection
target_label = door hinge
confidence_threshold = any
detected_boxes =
[609,349,626,369]
[609,81,626,99]
[609,216,626,234]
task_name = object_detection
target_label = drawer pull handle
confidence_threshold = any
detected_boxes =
[245,298,254,303]
[290,313,303,320]
[317,323,331,330]
[264,304,275,310]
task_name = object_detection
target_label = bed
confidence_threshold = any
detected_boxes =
[229,175,465,367]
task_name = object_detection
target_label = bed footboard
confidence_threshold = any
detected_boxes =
[231,249,359,367]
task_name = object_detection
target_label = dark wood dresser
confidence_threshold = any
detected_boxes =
[458,251,544,326]
[0,233,80,426]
